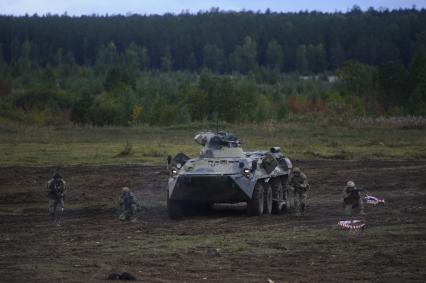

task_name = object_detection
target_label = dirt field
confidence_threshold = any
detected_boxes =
[1,160,425,282]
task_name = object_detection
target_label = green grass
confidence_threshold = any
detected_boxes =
[0,122,425,166]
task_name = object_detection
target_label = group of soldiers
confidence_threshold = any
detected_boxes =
[284,167,365,217]
[45,173,140,225]
[44,166,364,225]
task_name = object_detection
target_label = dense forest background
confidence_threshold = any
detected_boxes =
[0,7,425,126]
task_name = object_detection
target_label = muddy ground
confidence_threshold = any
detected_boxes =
[0,160,425,282]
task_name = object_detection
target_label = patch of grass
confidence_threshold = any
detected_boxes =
[0,207,19,215]
[141,146,166,157]
[115,141,133,157]
[0,121,425,166]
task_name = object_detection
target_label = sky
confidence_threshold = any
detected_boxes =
[0,0,425,16]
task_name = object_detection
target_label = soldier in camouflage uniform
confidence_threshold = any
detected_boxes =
[118,187,139,222]
[45,173,68,225]
[287,167,309,216]
[343,181,365,216]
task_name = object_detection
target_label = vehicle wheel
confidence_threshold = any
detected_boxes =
[247,182,264,216]
[263,183,273,214]
[167,192,184,220]
[271,178,283,214]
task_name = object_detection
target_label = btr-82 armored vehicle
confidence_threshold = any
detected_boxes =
[167,131,293,219]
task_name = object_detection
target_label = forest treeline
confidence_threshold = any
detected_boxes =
[1,7,426,72]
[0,8,425,126]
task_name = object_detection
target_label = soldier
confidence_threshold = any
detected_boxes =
[343,181,365,216]
[45,173,68,225]
[287,167,309,216]
[118,187,139,222]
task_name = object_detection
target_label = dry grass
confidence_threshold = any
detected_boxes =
[0,121,425,166]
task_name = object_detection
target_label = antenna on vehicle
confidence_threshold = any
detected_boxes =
[216,118,219,133]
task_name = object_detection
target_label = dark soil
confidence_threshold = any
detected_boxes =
[0,160,425,282]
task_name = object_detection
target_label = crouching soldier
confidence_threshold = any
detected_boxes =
[287,167,309,216]
[45,173,68,225]
[119,187,139,222]
[343,181,365,216]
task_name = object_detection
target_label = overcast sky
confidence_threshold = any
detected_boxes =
[0,0,425,16]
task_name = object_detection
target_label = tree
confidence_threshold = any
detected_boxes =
[0,43,4,68]
[71,94,94,124]
[203,44,225,73]
[125,42,149,72]
[18,40,32,71]
[161,47,173,72]
[306,44,326,73]
[10,37,20,64]
[337,60,377,98]
[104,67,131,91]
[406,32,426,115]
[410,46,426,88]
[407,83,426,115]
[378,63,409,109]
[181,86,208,121]
[53,48,64,66]
[230,36,258,73]
[296,45,308,74]
[266,40,284,70]
[95,42,119,71]
[125,43,141,73]
[329,42,345,70]
[186,52,197,72]
[0,10,425,73]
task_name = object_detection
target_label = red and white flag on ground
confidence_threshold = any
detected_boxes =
[365,195,385,205]
[338,220,366,230]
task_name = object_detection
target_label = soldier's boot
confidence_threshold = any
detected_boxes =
[119,212,127,221]
[55,208,64,226]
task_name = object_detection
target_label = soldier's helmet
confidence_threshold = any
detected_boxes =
[293,167,301,174]
[346,181,355,188]
[53,173,62,180]
[122,187,130,192]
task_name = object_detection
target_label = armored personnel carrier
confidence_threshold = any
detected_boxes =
[167,131,293,219]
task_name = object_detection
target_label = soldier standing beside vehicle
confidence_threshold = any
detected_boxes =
[343,181,365,216]
[287,167,309,216]
[45,173,68,225]
[118,187,139,222]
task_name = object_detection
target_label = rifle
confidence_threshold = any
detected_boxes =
[344,187,367,204]
[293,182,308,192]
[52,181,64,200]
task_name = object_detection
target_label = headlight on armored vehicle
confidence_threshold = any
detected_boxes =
[243,168,251,178]
[171,168,178,176]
